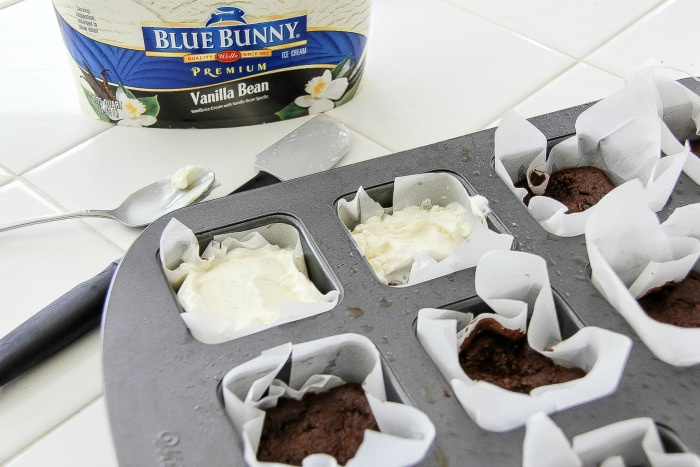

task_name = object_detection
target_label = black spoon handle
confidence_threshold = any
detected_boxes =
[230,170,280,194]
[0,261,118,387]
[0,172,281,387]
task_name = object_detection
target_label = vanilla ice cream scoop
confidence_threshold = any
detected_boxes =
[177,244,326,331]
[352,201,481,285]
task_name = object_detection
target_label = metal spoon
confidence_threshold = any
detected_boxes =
[0,168,218,232]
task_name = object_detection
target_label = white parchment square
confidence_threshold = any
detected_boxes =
[648,70,700,185]
[585,180,700,366]
[417,250,632,432]
[337,172,514,286]
[494,69,689,237]
[523,412,700,467]
[221,334,436,467]
[159,218,339,344]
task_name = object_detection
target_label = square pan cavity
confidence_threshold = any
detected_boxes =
[334,170,516,287]
[335,170,513,238]
[195,213,341,297]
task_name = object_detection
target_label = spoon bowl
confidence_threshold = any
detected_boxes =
[0,167,217,232]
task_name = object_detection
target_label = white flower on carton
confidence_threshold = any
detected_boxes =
[294,70,349,114]
[585,179,700,366]
[116,87,157,127]
[417,250,632,432]
[221,334,436,467]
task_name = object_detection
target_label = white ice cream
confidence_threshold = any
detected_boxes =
[352,200,479,285]
[170,164,204,189]
[177,243,326,330]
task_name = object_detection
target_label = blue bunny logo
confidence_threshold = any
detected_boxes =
[205,6,247,26]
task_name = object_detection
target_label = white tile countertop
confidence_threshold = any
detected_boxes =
[0,0,698,465]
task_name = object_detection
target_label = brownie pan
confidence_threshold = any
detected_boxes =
[102,78,700,466]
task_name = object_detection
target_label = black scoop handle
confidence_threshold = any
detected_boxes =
[230,170,280,194]
[0,261,118,386]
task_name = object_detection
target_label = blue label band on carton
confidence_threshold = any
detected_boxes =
[53,4,368,128]
[56,13,365,90]
[142,14,308,55]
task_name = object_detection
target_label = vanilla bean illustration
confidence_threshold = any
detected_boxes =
[79,62,115,100]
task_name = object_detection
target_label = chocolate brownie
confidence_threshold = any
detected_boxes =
[638,271,700,328]
[257,383,379,465]
[691,139,700,157]
[458,319,585,394]
[515,166,614,213]
[514,171,545,206]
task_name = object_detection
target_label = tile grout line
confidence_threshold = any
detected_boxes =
[327,113,397,154]
[576,0,677,77]
[478,56,637,129]
[10,175,127,254]
[1,124,124,251]
[0,124,113,189]
[15,125,114,176]
[4,393,107,465]
[475,62,580,132]
[440,0,677,128]
[432,0,597,128]
[0,164,18,188]
[439,0,676,80]
[438,0,581,61]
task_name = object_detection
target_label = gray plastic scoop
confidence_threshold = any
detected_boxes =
[231,115,351,193]
[255,115,351,180]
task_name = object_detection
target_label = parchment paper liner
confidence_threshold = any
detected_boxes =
[523,412,700,467]
[585,179,700,366]
[416,250,632,432]
[337,172,514,286]
[221,333,436,467]
[159,218,339,345]
[494,70,689,236]
[642,68,700,185]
